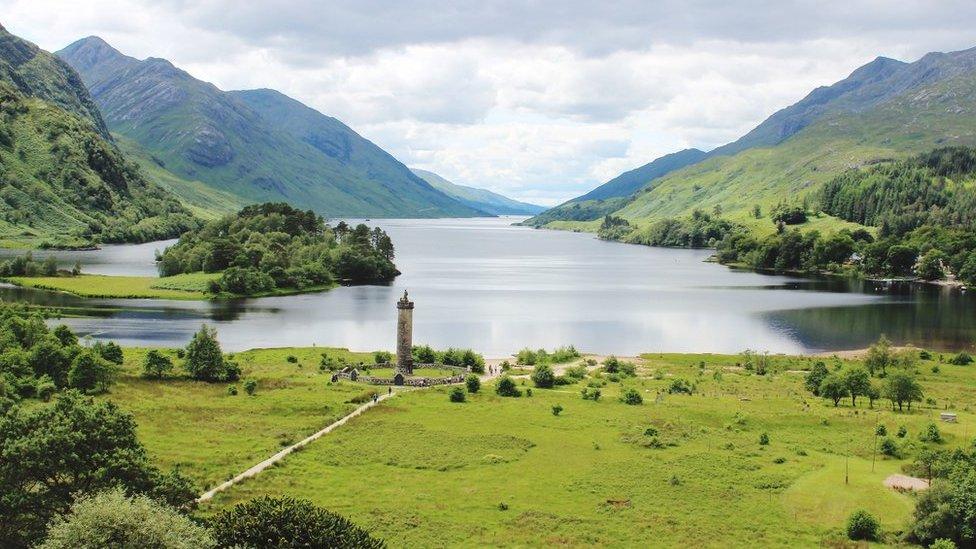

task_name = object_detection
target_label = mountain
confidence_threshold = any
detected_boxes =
[410,169,544,215]
[532,44,976,235]
[524,148,706,226]
[57,37,482,219]
[0,25,196,247]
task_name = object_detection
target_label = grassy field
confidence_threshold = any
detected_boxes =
[4,273,216,299]
[105,346,382,488]
[153,350,973,547]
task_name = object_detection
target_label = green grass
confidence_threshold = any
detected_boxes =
[174,351,976,547]
[4,273,216,299]
[104,346,380,488]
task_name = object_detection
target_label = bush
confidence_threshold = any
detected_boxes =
[244,379,257,396]
[530,363,556,388]
[40,487,216,549]
[620,388,643,405]
[564,364,588,380]
[208,496,384,549]
[949,352,974,366]
[920,423,943,443]
[94,341,124,365]
[142,349,174,379]
[759,432,770,446]
[897,425,908,438]
[929,539,957,549]
[495,376,521,397]
[68,350,116,394]
[184,325,236,382]
[465,374,480,393]
[603,356,621,373]
[287,355,299,363]
[449,386,466,403]
[227,384,238,396]
[373,351,393,364]
[581,387,601,401]
[668,378,694,395]
[35,375,56,401]
[846,509,881,541]
[880,437,899,457]
[551,404,563,416]
[876,424,887,437]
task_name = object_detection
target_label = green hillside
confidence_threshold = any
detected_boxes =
[532,45,976,236]
[411,168,544,215]
[0,27,197,247]
[57,37,482,219]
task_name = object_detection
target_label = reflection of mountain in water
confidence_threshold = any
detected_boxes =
[765,285,976,351]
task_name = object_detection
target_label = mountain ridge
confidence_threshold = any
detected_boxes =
[410,169,544,216]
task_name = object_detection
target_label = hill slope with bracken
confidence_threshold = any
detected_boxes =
[0,24,196,247]
[57,37,482,219]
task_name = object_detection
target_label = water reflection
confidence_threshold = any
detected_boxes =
[1,218,973,355]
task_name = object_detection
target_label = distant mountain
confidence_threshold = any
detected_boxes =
[0,25,196,247]
[410,169,544,216]
[532,44,976,233]
[524,148,706,226]
[57,36,482,219]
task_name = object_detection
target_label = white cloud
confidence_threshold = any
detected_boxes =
[2,0,976,204]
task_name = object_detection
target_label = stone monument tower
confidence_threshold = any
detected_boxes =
[396,290,414,375]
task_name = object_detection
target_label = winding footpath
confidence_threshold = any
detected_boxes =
[198,366,507,503]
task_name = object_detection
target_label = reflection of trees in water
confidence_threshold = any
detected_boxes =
[766,294,976,351]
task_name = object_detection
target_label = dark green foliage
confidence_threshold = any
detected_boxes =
[373,351,393,364]
[465,374,480,394]
[620,388,643,405]
[67,349,116,394]
[159,203,397,293]
[846,509,881,541]
[616,210,738,248]
[875,424,887,437]
[94,340,124,364]
[208,496,385,549]
[495,376,521,397]
[883,370,924,411]
[183,325,237,382]
[531,363,556,388]
[597,215,633,241]
[880,437,898,457]
[819,374,849,406]
[0,391,197,548]
[449,386,466,403]
[804,361,829,396]
[842,366,871,407]
[949,352,974,366]
[908,445,976,546]
[919,423,942,443]
[667,378,694,395]
[581,387,601,401]
[770,204,808,225]
[758,432,770,446]
[411,345,438,364]
[551,403,563,416]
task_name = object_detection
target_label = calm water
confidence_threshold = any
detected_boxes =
[1,217,973,355]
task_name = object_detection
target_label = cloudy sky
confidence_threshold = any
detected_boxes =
[3,1,976,204]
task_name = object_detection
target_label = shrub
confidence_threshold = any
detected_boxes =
[581,387,601,401]
[244,379,257,396]
[564,364,588,380]
[465,374,480,393]
[876,424,887,437]
[603,356,621,373]
[919,423,942,443]
[39,487,215,549]
[897,425,908,438]
[348,390,379,404]
[449,386,466,403]
[759,432,770,446]
[668,378,694,395]
[208,496,384,549]
[287,355,299,363]
[880,437,899,457]
[35,375,56,401]
[620,388,643,405]
[227,384,238,396]
[68,350,116,394]
[373,351,393,364]
[142,349,174,379]
[495,376,521,397]
[184,325,236,382]
[846,509,881,541]
[929,539,957,549]
[531,363,556,388]
[949,352,974,366]
[551,404,563,416]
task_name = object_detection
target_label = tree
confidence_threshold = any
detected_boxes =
[40,488,215,549]
[842,366,871,407]
[29,335,71,388]
[804,361,829,395]
[184,325,235,382]
[884,370,924,411]
[864,335,893,376]
[912,473,976,546]
[917,249,947,280]
[449,386,466,402]
[530,363,556,388]
[620,388,643,405]
[846,509,880,541]
[819,374,849,406]
[67,349,116,394]
[0,392,197,548]
[465,374,480,394]
[142,349,174,379]
[208,496,384,549]
[51,324,77,347]
[95,341,124,365]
